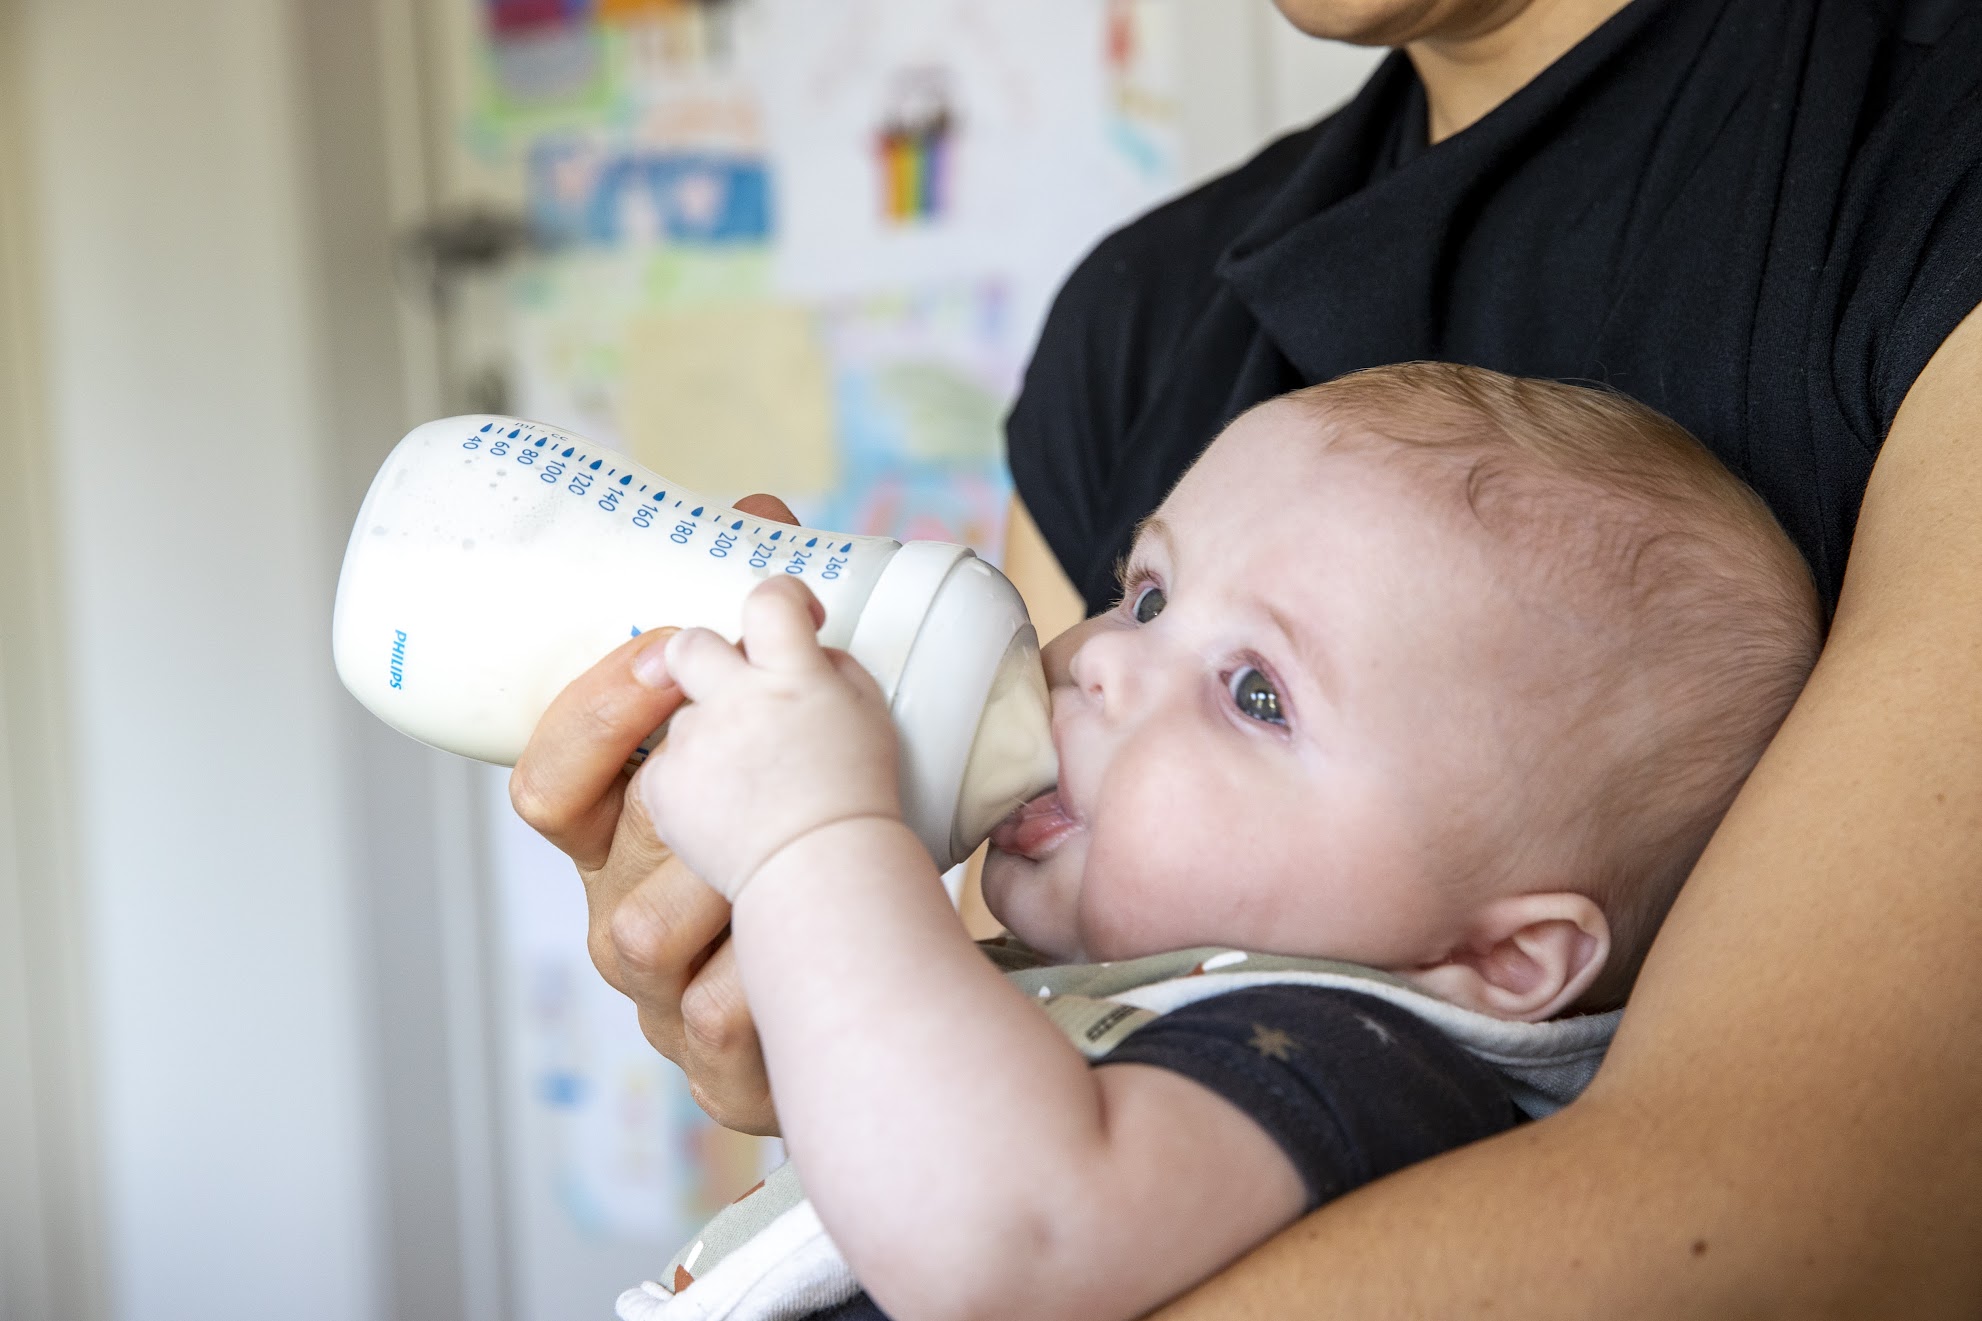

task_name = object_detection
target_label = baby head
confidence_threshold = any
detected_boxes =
[984,363,1820,1018]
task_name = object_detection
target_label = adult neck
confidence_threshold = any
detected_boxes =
[1406,0,1636,142]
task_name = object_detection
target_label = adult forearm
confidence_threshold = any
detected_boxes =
[1152,829,1982,1318]
[1153,1075,1982,1319]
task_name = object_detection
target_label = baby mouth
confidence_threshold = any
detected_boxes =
[988,789,1079,862]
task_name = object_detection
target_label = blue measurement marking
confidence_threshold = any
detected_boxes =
[508,429,520,439]
[807,538,818,548]
[730,520,743,531]
[751,525,760,534]
[673,500,682,507]
[638,484,648,493]
[480,422,493,432]
[840,543,853,553]
[589,459,603,471]
[691,506,704,517]
[770,530,782,541]
[562,447,575,458]
[532,437,546,447]
[631,626,642,637]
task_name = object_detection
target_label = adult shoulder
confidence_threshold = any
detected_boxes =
[1824,2,1982,452]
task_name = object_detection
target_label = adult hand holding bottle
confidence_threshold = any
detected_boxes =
[509,492,800,1136]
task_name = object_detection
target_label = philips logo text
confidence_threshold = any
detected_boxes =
[389,630,408,689]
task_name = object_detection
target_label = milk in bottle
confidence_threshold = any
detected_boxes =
[333,416,1057,869]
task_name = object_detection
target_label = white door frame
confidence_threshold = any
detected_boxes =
[0,1,514,1316]
[0,1,109,1318]
[292,1,516,1318]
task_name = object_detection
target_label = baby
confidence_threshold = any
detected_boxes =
[625,363,1821,1321]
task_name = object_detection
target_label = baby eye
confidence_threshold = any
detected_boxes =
[1229,667,1285,726]
[1131,584,1167,624]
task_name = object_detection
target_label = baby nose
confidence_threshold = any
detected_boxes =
[1039,613,1100,688]
[1067,624,1150,715]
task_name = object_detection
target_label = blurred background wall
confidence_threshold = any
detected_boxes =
[0,4,1379,1320]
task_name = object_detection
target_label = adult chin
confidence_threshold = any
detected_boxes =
[1270,0,1532,46]
[1270,0,1442,44]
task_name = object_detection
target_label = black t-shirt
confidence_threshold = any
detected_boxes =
[1008,0,1982,617]
[812,987,1520,1321]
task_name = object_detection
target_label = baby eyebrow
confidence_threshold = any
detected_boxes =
[1112,514,1176,592]
[1260,598,1336,704]
[1138,515,1175,555]
[1126,514,1175,570]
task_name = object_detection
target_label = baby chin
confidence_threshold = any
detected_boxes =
[982,789,1088,960]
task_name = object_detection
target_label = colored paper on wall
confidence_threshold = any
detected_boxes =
[619,301,838,498]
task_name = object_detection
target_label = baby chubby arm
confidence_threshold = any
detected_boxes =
[643,578,1303,1321]
[735,823,1305,1321]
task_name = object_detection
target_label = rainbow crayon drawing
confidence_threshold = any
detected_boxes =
[877,68,956,225]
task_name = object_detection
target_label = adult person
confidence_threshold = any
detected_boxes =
[512,0,1982,1313]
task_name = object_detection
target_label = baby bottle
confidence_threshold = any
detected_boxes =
[332,415,1058,870]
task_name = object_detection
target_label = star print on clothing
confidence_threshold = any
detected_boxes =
[1248,1024,1297,1060]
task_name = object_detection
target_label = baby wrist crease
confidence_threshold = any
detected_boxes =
[735,811,917,897]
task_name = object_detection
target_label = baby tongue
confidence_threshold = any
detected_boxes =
[988,790,1076,861]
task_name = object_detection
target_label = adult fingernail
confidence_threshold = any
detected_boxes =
[633,629,677,688]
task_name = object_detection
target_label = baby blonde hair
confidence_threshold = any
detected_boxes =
[1282,363,1821,1007]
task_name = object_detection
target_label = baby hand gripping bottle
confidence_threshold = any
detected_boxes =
[332,416,1057,869]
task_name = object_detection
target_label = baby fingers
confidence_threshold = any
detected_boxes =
[739,577,830,675]
[663,627,749,701]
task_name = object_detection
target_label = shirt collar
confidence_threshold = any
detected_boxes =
[1216,0,1705,381]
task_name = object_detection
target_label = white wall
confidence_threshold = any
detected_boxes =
[1260,8,1389,138]
[21,3,380,1318]
[1175,0,1384,186]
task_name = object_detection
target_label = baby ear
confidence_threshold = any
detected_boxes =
[1401,893,1610,1023]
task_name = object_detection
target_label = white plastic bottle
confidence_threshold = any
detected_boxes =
[333,415,1058,869]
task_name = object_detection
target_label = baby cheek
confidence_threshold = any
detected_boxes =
[1077,762,1237,957]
